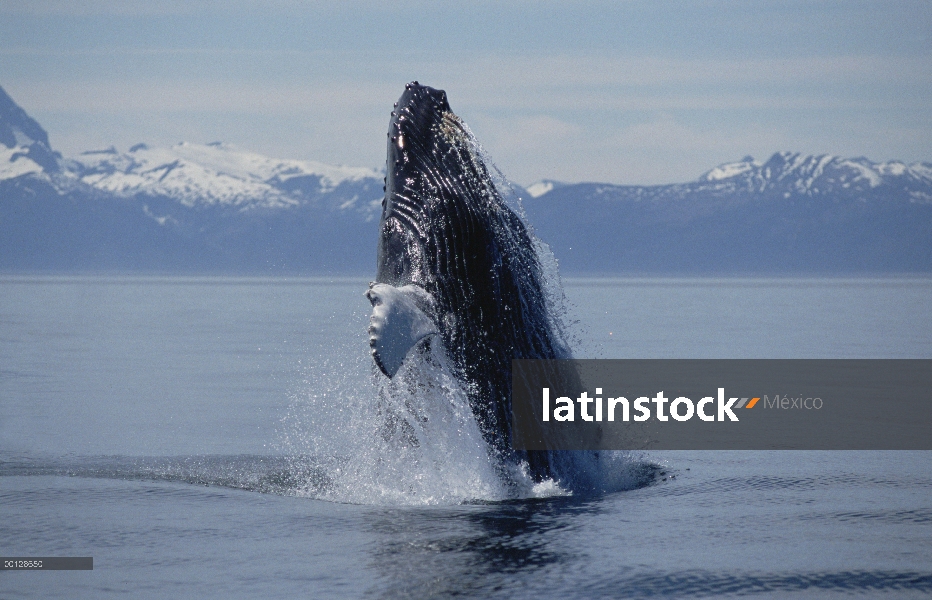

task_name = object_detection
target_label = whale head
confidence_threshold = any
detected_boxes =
[376,82,501,289]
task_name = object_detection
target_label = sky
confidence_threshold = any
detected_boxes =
[1,0,930,186]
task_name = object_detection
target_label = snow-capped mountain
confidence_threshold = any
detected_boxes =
[698,152,932,202]
[0,84,388,273]
[526,152,932,207]
[523,152,932,273]
[2,82,931,274]
[2,83,385,220]
[0,85,61,180]
[69,142,382,210]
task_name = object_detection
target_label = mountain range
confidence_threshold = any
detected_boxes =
[2,84,930,275]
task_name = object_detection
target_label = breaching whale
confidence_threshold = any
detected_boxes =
[365,82,578,483]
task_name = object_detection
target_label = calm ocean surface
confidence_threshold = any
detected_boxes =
[2,276,931,598]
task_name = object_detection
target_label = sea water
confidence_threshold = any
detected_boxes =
[1,276,931,598]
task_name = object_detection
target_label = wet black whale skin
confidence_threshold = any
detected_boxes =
[375,82,571,481]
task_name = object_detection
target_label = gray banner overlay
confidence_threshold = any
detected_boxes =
[512,360,932,450]
[2,557,93,570]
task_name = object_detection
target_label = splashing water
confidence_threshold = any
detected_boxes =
[316,340,507,505]
[281,335,571,505]
[280,342,659,505]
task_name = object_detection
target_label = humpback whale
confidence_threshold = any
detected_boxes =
[365,82,578,483]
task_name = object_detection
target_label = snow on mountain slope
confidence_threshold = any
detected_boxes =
[0,145,46,181]
[526,181,554,198]
[699,152,932,201]
[702,156,760,181]
[525,179,571,198]
[69,142,382,208]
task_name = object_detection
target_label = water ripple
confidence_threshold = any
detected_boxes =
[577,569,932,598]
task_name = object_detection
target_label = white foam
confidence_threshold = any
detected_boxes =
[284,340,507,506]
[280,295,652,504]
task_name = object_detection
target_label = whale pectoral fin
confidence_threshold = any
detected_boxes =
[365,283,439,378]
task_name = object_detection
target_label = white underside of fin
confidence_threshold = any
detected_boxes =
[365,283,439,378]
